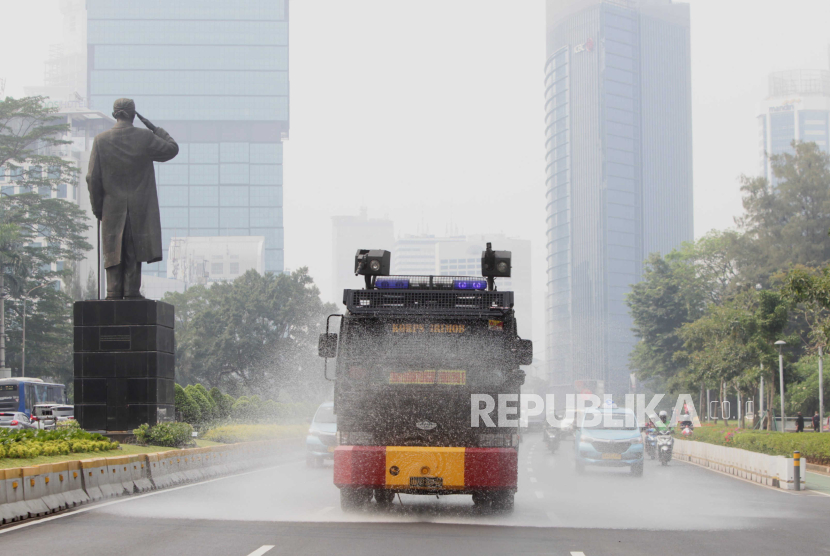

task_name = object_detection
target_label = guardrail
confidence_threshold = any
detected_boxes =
[673,438,806,490]
[0,438,301,525]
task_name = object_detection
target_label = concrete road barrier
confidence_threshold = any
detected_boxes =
[79,458,106,502]
[61,461,90,508]
[0,468,30,524]
[0,437,303,525]
[674,438,806,490]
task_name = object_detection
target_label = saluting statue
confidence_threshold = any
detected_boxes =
[86,98,178,300]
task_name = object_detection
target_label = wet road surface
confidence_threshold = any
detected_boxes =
[1,434,828,555]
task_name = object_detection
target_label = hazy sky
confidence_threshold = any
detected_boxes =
[3,0,830,348]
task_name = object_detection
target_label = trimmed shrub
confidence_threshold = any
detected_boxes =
[688,426,830,465]
[210,387,233,420]
[186,384,213,423]
[202,424,307,444]
[175,383,201,424]
[192,383,217,420]
[0,427,119,459]
[133,422,195,448]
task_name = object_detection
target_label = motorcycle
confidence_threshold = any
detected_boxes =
[657,430,674,465]
[645,429,657,460]
[543,425,561,453]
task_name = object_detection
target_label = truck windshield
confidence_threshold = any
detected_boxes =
[338,318,513,388]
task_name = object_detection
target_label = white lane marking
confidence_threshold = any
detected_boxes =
[571,552,586,556]
[315,506,334,516]
[527,467,533,473]
[0,459,302,535]
[530,477,537,483]
[247,546,275,556]
[535,490,544,499]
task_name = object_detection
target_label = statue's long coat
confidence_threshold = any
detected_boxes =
[86,121,178,268]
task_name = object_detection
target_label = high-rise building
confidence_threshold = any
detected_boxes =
[331,208,395,302]
[544,0,693,396]
[86,0,289,278]
[758,70,830,181]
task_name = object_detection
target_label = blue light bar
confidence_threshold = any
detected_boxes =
[376,278,410,289]
[453,279,487,290]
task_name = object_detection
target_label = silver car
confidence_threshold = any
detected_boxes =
[0,412,37,430]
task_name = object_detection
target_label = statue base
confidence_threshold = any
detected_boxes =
[73,300,175,432]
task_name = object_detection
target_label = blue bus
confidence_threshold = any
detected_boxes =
[0,378,67,417]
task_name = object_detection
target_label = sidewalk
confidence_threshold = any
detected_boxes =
[807,472,830,496]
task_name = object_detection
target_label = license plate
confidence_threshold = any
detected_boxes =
[327,446,335,453]
[602,453,622,460]
[410,476,443,488]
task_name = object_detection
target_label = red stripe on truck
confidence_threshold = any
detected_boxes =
[333,446,386,487]
[464,448,518,489]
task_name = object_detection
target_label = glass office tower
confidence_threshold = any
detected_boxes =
[86,0,289,276]
[758,70,830,183]
[544,0,693,396]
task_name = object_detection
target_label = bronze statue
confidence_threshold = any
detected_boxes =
[86,98,178,300]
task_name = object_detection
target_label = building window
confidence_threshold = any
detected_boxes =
[190,208,218,228]
[249,186,281,207]
[189,144,219,163]
[38,185,51,197]
[190,186,219,207]
[210,263,223,275]
[220,207,249,228]
[220,164,249,184]
[230,262,240,275]
[250,164,282,185]
[57,184,67,198]
[250,143,283,164]
[190,165,219,185]
[220,142,249,163]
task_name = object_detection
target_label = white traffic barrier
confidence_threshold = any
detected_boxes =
[0,468,29,523]
[1,437,302,524]
[60,461,90,507]
[20,466,52,517]
[106,456,136,496]
[79,458,106,501]
[131,455,153,493]
[673,438,806,490]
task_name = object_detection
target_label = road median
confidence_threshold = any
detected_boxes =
[0,437,303,525]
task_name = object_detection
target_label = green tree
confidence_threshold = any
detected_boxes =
[627,232,742,391]
[737,141,830,286]
[0,97,92,382]
[163,268,336,397]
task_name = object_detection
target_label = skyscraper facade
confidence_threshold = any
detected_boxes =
[758,70,830,181]
[331,209,395,303]
[544,0,693,395]
[86,0,289,277]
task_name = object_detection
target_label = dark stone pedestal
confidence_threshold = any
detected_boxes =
[73,300,175,432]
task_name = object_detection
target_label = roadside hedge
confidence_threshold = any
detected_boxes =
[688,426,830,465]
[0,428,119,459]
[202,424,307,444]
[133,422,195,448]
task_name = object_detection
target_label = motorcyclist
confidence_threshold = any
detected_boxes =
[657,410,672,432]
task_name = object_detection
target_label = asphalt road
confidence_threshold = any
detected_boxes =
[2,434,829,555]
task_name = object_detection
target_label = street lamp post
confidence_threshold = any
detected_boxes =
[820,346,825,434]
[775,340,787,432]
[22,283,50,377]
